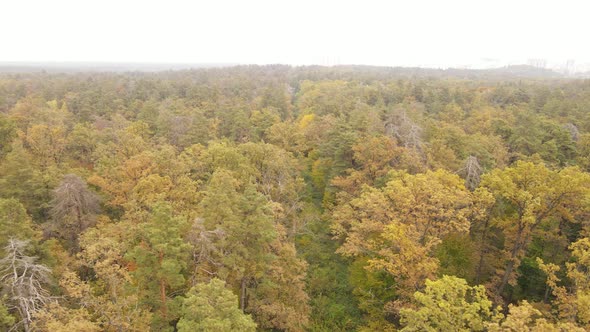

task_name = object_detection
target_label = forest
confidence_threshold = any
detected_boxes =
[0,64,589,331]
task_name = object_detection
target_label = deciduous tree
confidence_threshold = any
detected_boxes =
[0,239,52,332]
[400,275,496,332]
[481,162,590,295]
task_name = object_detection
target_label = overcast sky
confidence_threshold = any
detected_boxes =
[2,0,589,69]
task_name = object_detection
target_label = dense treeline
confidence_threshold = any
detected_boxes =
[0,65,589,331]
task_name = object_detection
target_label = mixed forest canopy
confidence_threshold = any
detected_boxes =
[0,64,589,331]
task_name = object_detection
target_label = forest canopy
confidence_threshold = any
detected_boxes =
[0,65,589,331]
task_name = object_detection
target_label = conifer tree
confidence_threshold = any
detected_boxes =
[177,278,257,332]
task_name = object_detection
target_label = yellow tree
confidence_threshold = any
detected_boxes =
[75,219,153,331]
[481,162,590,295]
[382,170,472,242]
[538,237,590,329]
[32,301,100,332]
[485,300,585,332]
[400,275,496,332]
[88,151,156,208]
[248,226,310,332]
[22,124,67,168]
[332,135,403,196]
[332,169,472,302]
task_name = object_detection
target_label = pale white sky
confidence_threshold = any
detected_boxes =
[1,0,589,69]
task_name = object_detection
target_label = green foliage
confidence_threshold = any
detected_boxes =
[481,161,590,295]
[435,233,476,281]
[0,139,55,218]
[0,198,38,250]
[298,216,363,331]
[348,258,397,327]
[0,66,589,330]
[0,114,16,158]
[177,278,256,332]
[400,275,496,332]
[0,297,15,330]
[198,170,277,283]
[126,202,190,331]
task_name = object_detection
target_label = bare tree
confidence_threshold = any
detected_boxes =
[0,239,51,332]
[458,156,483,191]
[385,109,424,152]
[563,123,580,142]
[48,174,100,252]
[186,218,224,281]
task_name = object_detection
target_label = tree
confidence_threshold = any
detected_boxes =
[126,203,190,331]
[0,199,38,251]
[481,162,590,295]
[458,155,484,191]
[89,150,156,209]
[386,170,472,241]
[65,123,98,166]
[266,121,306,156]
[367,223,440,299]
[333,170,472,254]
[485,301,585,332]
[248,228,310,331]
[385,108,424,154]
[577,133,590,171]
[0,139,52,219]
[0,239,52,332]
[332,135,403,196]
[196,169,310,329]
[331,169,473,316]
[31,301,100,332]
[0,297,15,331]
[48,174,100,252]
[469,188,497,284]
[237,142,306,235]
[400,275,496,332]
[0,114,16,158]
[249,108,281,141]
[177,278,257,332]
[75,220,153,332]
[186,217,224,281]
[538,237,590,328]
[198,170,277,312]
[23,124,67,168]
